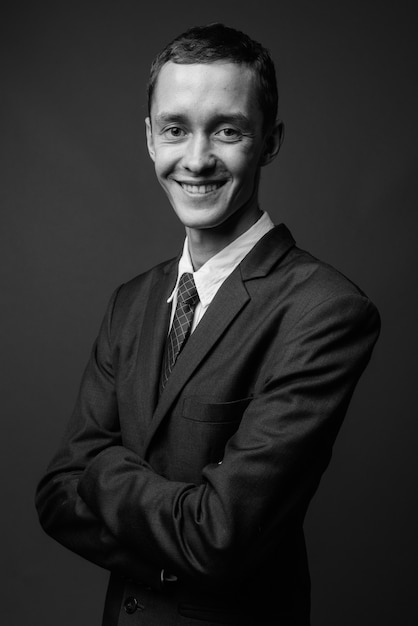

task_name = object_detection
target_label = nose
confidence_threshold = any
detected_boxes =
[182,133,216,173]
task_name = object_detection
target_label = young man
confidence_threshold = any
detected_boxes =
[36,24,380,626]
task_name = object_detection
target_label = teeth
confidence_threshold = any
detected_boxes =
[181,183,222,194]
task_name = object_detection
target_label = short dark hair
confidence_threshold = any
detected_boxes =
[147,23,278,132]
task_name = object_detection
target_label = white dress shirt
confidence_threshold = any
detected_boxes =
[167,212,275,333]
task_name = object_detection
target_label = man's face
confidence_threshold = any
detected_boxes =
[146,61,276,236]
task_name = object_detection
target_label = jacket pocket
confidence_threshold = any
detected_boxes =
[182,396,253,424]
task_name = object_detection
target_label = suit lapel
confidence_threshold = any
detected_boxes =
[143,270,250,454]
[142,224,296,455]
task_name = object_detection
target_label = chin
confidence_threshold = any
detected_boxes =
[171,205,228,230]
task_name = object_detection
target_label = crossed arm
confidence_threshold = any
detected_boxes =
[35,290,380,589]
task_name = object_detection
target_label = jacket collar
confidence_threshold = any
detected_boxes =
[239,223,295,280]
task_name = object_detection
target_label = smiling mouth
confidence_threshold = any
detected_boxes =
[178,182,226,195]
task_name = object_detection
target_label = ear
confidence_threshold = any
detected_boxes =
[145,117,155,162]
[260,119,285,167]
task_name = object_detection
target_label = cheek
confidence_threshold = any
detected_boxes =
[226,145,260,174]
[154,148,180,179]
[154,161,170,184]
[231,156,260,187]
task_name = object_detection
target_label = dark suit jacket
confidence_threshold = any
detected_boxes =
[36,225,380,626]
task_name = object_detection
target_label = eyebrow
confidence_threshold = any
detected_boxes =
[154,112,253,129]
[154,113,186,126]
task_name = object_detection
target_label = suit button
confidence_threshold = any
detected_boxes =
[124,597,144,614]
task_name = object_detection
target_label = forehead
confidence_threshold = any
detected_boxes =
[151,61,261,123]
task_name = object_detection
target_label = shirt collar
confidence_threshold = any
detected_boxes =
[168,212,275,307]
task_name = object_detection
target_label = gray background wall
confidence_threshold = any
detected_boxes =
[1,1,417,624]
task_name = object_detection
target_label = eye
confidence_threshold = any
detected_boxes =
[216,127,242,141]
[163,127,186,139]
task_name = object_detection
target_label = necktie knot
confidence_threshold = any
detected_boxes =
[177,273,199,306]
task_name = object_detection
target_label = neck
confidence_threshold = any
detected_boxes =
[186,206,263,270]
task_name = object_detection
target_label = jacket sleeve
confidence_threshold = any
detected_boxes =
[75,293,381,588]
[35,287,163,589]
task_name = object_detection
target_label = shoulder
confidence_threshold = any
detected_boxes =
[247,226,380,335]
[284,245,369,299]
[119,256,177,299]
[277,245,380,336]
[246,224,375,307]
[102,256,178,330]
